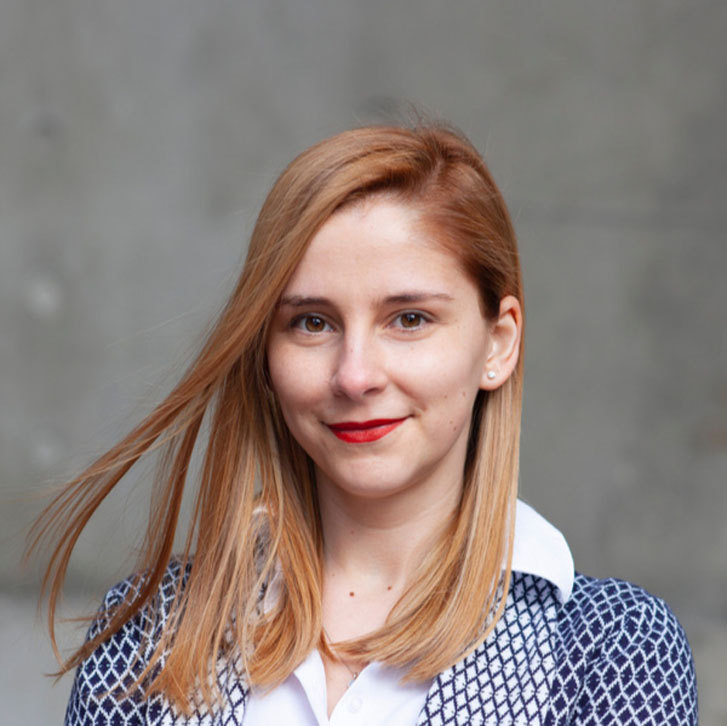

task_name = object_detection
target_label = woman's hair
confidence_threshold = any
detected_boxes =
[29,122,524,711]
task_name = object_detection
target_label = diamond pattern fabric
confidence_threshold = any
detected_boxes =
[65,566,697,724]
[415,574,696,725]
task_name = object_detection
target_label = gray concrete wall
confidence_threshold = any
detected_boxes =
[2,1,725,722]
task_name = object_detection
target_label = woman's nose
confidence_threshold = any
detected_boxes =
[330,337,387,399]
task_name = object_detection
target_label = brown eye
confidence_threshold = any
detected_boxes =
[399,312,424,329]
[303,315,327,333]
[290,313,332,334]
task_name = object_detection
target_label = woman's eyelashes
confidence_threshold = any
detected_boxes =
[391,311,430,330]
[288,311,432,335]
[290,314,334,334]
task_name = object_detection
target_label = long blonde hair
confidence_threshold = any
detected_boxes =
[29,122,524,711]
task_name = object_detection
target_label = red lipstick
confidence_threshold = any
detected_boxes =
[327,418,407,443]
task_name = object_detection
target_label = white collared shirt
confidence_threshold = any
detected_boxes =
[244,499,573,726]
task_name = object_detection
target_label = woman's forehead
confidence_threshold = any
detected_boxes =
[278,198,479,311]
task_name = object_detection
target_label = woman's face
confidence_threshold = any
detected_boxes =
[266,198,513,509]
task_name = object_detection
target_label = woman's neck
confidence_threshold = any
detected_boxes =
[317,475,461,626]
[316,474,461,715]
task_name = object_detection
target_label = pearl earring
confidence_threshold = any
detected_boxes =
[486,370,496,380]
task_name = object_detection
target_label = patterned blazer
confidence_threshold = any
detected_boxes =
[65,562,697,725]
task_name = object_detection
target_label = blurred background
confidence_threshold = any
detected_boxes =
[2,0,725,722]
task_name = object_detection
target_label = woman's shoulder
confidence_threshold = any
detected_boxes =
[86,559,190,641]
[559,572,695,667]
[562,572,689,642]
[553,572,698,724]
[65,560,192,725]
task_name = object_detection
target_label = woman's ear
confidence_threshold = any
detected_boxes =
[479,295,522,390]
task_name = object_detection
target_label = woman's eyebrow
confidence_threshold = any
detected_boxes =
[382,292,454,305]
[278,292,455,308]
[278,295,331,308]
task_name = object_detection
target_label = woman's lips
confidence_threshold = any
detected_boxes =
[326,418,407,443]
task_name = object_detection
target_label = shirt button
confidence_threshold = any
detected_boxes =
[348,695,363,713]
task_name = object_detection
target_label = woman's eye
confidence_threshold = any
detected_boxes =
[397,312,426,329]
[292,315,330,333]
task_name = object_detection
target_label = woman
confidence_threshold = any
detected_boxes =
[31,123,697,724]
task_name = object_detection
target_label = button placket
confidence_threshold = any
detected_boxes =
[347,694,363,713]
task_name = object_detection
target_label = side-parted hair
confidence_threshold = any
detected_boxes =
[29,123,524,712]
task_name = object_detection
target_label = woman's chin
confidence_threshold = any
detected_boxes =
[315,467,417,503]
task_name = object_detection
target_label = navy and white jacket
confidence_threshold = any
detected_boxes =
[65,509,697,725]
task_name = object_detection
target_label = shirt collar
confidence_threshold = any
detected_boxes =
[511,499,574,603]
